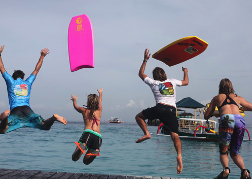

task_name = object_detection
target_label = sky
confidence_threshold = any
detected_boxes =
[1,0,252,123]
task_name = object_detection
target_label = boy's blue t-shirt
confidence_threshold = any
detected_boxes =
[2,71,36,110]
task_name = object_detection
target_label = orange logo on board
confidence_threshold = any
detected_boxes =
[76,17,84,31]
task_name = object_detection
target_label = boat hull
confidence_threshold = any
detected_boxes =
[178,131,218,141]
[109,121,123,123]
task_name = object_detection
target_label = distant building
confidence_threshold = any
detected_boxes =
[177,112,194,118]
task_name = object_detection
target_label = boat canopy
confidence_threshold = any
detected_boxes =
[176,97,205,109]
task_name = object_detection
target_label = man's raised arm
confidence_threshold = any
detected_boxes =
[181,67,189,86]
[32,48,50,76]
[0,45,6,74]
[139,48,150,81]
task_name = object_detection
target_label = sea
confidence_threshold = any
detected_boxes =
[0,121,252,179]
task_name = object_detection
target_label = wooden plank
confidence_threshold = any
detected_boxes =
[107,175,118,179]
[116,175,126,179]
[135,176,144,179]
[68,173,84,179]
[17,170,41,179]
[0,169,26,179]
[89,174,101,179]
[98,174,109,179]
[144,176,153,179]
[48,172,67,179]
[161,177,170,179]
[57,172,75,179]
[29,171,57,179]
[127,175,134,179]
[0,169,17,177]
[79,173,93,179]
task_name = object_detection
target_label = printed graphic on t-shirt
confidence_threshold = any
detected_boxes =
[159,82,174,95]
[14,84,28,96]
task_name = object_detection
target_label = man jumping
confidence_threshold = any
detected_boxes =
[0,45,67,134]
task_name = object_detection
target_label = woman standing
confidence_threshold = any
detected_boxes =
[204,78,252,179]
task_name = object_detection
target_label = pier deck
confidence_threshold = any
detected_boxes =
[0,168,203,179]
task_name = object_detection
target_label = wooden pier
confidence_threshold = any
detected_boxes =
[0,168,203,179]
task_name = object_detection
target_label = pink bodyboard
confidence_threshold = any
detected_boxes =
[68,14,94,72]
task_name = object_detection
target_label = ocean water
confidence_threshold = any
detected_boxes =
[0,122,252,179]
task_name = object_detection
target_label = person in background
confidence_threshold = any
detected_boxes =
[0,45,67,134]
[204,78,252,179]
[135,48,189,174]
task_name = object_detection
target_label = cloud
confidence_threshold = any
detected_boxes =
[139,100,147,109]
[110,99,146,110]
[126,100,137,108]
[110,105,121,111]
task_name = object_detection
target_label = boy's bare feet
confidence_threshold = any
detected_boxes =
[53,114,67,125]
[0,110,10,121]
[135,134,151,143]
[177,155,183,174]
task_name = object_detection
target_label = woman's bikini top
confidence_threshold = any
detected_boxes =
[83,106,100,129]
[218,94,239,110]
[84,118,100,129]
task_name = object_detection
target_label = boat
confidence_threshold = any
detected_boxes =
[108,117,123,123]
[157,97,250,141]
[157,117,219,141]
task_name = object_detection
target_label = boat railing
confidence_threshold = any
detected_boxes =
[178,117,217,134]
